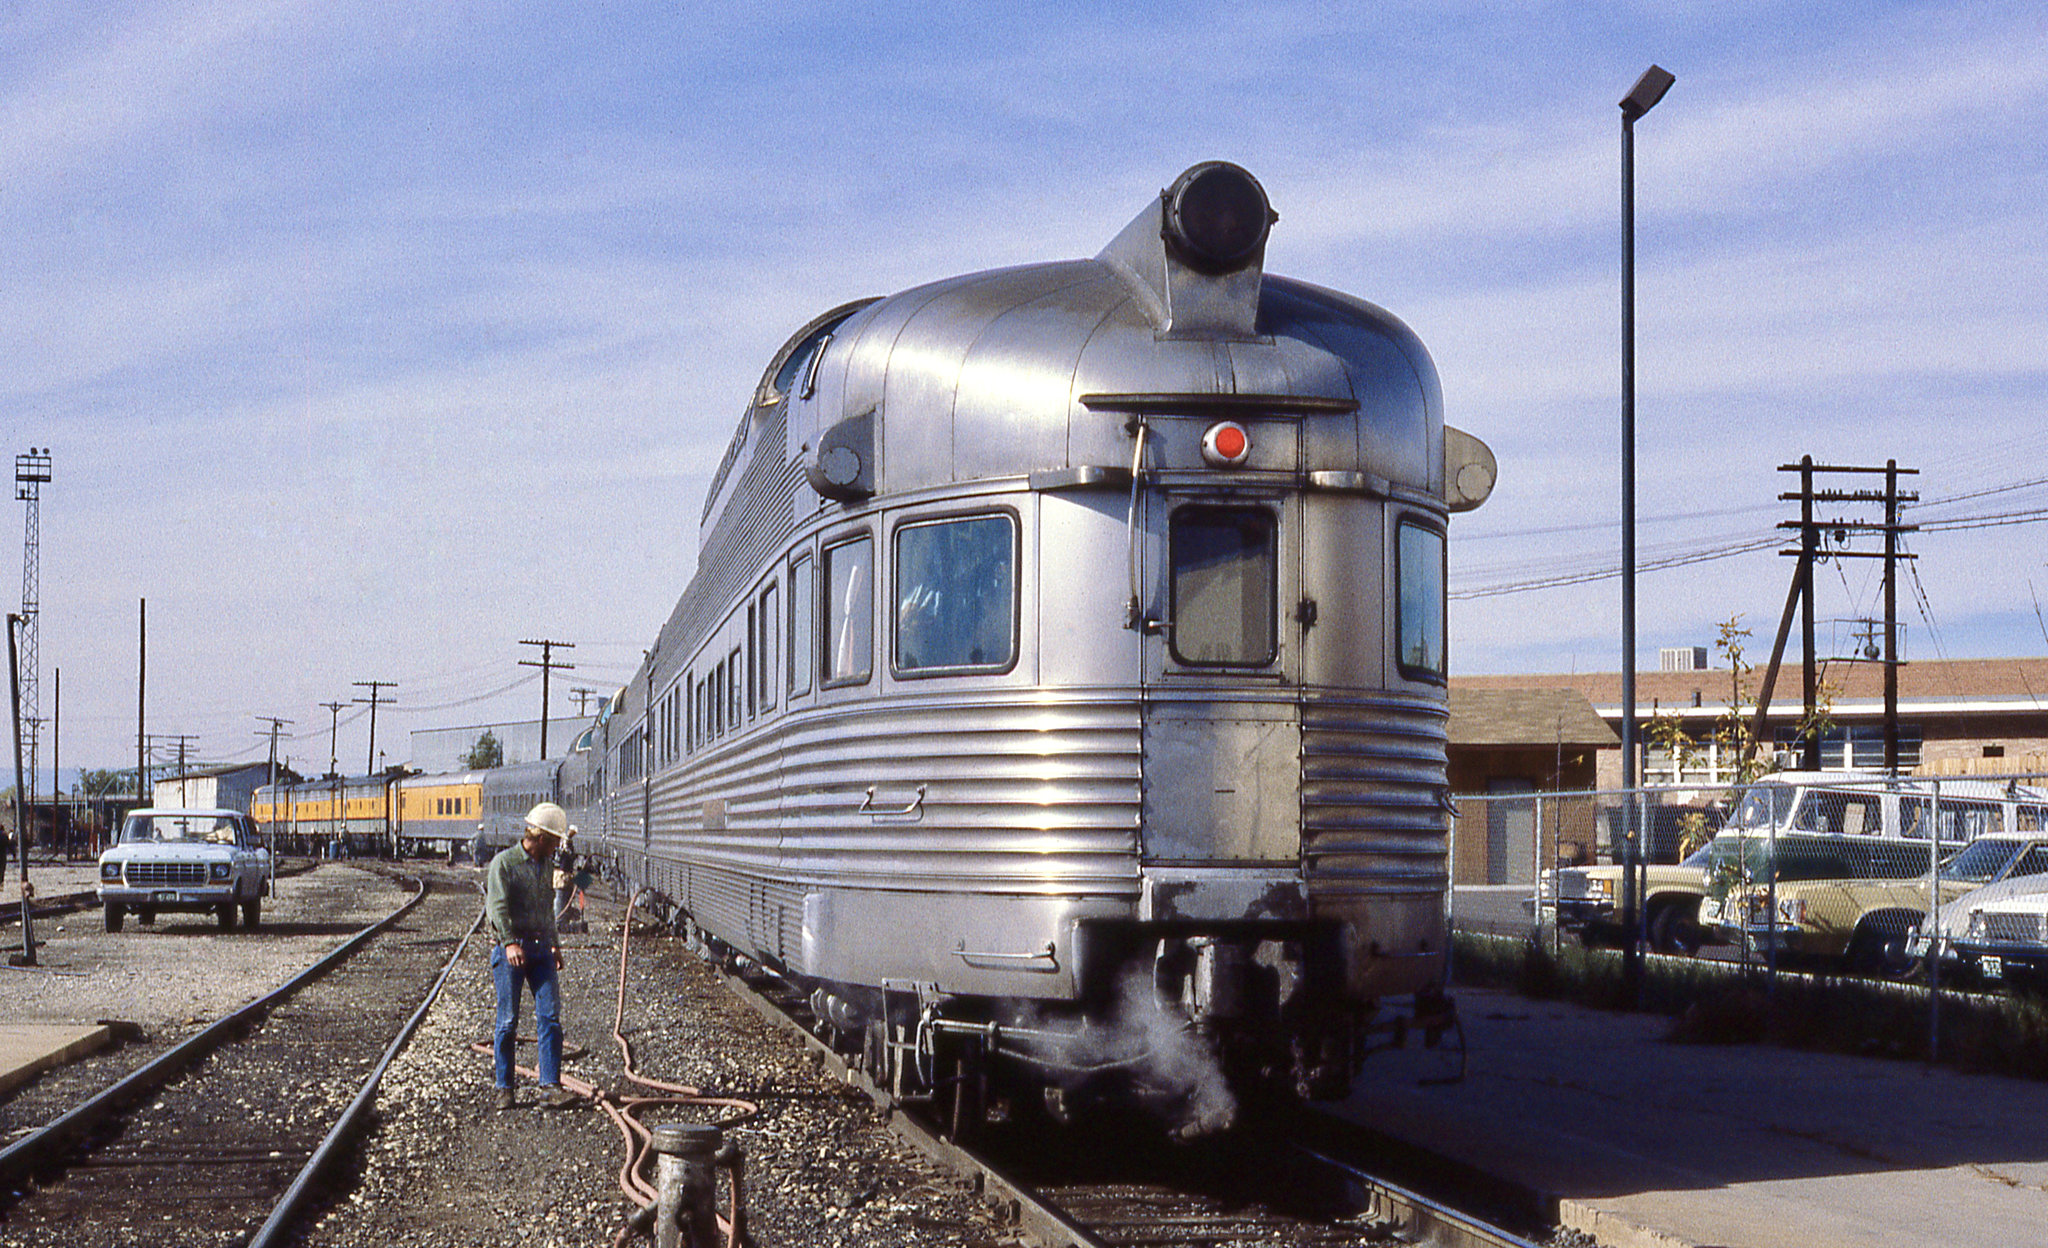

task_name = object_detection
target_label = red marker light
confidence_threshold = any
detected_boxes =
[1201,421,1252,467]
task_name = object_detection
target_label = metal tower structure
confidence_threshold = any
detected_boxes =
[15,449,49,816]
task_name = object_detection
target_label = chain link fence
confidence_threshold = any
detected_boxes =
[1451,771,2048,1011]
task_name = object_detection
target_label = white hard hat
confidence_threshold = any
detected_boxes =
[525,802,569,839]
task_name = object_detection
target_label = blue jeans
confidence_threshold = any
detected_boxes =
[491,939,562,1088]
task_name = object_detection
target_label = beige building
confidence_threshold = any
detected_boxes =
[1454,655,2048,789]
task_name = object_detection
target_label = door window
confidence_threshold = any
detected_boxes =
[1169,505,1276,667]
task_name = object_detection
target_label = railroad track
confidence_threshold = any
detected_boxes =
[0,868,481,1247]
[958,1116,1544,1248]
[709,953,1549,1248]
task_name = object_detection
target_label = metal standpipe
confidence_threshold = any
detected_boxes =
[650,1122,724,1248]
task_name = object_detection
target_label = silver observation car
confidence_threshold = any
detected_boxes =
[582,162,1496,1137]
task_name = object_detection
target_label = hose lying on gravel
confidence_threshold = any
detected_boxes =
[469,892,758,1247]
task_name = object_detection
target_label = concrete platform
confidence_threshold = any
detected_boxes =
[1338,985,2048,1248]
[0,1023,115,1097]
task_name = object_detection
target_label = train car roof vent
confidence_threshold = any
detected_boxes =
[1097,161,1275,340]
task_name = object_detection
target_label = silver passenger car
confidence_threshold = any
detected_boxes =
[587,163,1494,1134]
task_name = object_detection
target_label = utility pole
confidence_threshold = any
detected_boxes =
[569,686,598,718]
[519,638,576,760]
[255,716,293,794]
[136,598,146,801]
[9,614,34,964]
[15,449,48,849]
[166,734,199,806]
[1748,460,1919,773]
[352,680,395,774]
[51,667,60,859]
[138,733,195,806]
[321,701,345,777]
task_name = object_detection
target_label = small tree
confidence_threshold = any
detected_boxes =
[461,730,504,770]
[78,768,132,797]
[1648,616,1835,857]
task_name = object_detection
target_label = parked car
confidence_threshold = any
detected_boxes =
[1701,785,2048,977]
[97,808,273,932]
[1948,891,2048,988]
[1546,844,1718,954]
[1910,857,2048,987]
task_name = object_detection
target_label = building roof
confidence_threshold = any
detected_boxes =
[1453,656,2048,720]
[1448,688,1619,748]
[157,762,278,782]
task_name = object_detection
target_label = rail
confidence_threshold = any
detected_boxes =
[0,872,430,1187]
[689,922,1547,1248]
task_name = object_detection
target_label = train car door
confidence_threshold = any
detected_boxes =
[1134,475,1306,864]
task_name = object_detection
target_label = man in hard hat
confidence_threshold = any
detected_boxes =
[484,802,579,1111]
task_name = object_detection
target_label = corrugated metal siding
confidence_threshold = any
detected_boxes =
[666,411,803,656]
[628,692,1142,965]
[772,697,1141,892]
[1300,695,1451,897]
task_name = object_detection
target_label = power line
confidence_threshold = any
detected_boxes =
[1450,533,1779,600]
[385,672,541,714]
[1912,475,2048,511]
[1915,506,2048,532]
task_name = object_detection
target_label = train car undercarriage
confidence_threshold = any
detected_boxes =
[632,882,1458,1140]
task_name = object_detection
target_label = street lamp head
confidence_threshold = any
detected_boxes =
[1620,65,1676,120]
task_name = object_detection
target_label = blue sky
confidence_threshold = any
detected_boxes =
[6,2,2047,777]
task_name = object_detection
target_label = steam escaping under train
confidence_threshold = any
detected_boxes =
[260,162,1496,1136]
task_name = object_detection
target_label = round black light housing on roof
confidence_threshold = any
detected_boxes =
[1163,162,1274,274]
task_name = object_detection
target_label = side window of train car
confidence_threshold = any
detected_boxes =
[895,512,1017,674]
[1396,518,1447,683]
[757,583,780,712]
[823,534,873,686]
[1169,505,1276,667]
[789,555,815,697]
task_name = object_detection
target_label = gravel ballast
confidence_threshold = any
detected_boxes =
[296,875,1024,1247]
[3,861,1026,1246]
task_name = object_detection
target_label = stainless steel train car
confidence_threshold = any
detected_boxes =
[586,162,1495,1135]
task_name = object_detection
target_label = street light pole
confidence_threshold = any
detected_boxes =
[1620,63,1674,996]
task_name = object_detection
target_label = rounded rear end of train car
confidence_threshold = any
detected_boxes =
[602,162,1494,1137]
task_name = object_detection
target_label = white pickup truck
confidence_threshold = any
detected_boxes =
[97,808,273,932]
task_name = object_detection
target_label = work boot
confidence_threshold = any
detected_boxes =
[540,1084,581,1110]
[492,1086,516,1111]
